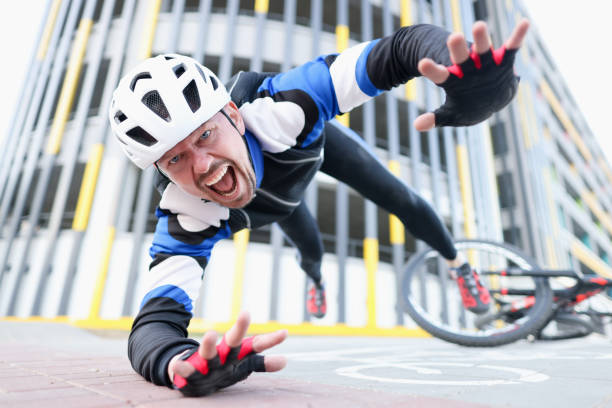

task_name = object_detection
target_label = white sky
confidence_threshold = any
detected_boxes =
[1,1,611,162]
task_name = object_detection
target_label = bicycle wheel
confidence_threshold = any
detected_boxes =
[536,311,596,341]
[401,239,553,347]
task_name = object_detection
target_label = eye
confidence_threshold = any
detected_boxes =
[200,129,211,140]
[169,155,180,165]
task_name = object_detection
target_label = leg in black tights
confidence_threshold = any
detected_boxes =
[320,119,457,260]
[276,200,324,285]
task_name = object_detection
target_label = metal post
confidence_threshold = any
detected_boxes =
[121,0,165,316]
[269,0,296,322]
[0,0,71,231]
[32,0,137,316]
[0,0,53,180]
[362,0,379,328]
[193,0,212,63]
[0,0,56,201]
[334,0,349,324]
[302,0,322,323]
[441,0,461,237]
[0,0,82,306]
[218,0,239,82]
[249,0,268,72]
[8,0,108,316]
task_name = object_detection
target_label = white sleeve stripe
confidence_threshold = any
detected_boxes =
[142,255,203,305]
[329,41,373,113]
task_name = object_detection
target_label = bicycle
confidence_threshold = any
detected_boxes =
[400,239,612,347]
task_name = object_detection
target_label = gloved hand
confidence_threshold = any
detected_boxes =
[414,19,530,130]
[169,311,287,397]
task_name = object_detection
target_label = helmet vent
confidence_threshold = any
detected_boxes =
[173,64,186,78]
[114,110,127,124]
[182,80,201,113]
[142,91,171,122]
[164,55,175,60]
[126,126,158,147]
[195,64,207,83]
[209,75,218,90]
[115,134,127,145]
[130,72,152,91]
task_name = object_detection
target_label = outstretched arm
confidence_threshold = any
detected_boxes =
[414,20,530,130]
[169,311,287,397]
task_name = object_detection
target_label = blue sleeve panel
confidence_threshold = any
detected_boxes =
[258,39,384,148]
[149,207,232,262]
[140,284,193,313]
[355,39,383,97]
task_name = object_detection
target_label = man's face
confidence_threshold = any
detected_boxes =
[156,102,256,208]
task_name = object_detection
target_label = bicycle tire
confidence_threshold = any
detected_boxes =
[401,239,553,347]
[537,312,596,341]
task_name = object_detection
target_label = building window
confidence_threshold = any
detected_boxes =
[497,172,515,209]
[490,122,508,156]
[503,227,522,248]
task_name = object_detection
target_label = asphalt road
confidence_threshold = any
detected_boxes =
[1,322,611,407]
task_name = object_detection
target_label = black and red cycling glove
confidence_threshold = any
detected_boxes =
[434,45,519,127]
[173,335,266,397]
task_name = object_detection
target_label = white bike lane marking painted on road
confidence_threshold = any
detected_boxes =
[334,362,549,386]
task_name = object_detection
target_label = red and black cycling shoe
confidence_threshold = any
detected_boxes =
[452,263,491,314]
[307,281,327,318]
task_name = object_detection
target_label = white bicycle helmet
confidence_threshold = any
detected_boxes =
[109,54,230,169]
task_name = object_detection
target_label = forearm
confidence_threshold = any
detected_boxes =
[366,24,452,91]
[128,302,198,387]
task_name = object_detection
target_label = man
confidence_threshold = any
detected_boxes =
[109,19,529,396]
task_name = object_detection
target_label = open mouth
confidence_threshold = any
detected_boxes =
[205,165,237,197]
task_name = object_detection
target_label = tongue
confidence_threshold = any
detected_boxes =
[211,167,235,194]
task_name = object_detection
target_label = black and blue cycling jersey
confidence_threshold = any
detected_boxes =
[129,23,473,387]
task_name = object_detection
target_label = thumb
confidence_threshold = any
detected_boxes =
[173,359,195,379]
[264,355,287,372]
[414,112,435,131]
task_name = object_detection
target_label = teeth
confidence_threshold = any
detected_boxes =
[205,165,228,186]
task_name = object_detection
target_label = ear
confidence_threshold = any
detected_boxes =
[225,101,245,134]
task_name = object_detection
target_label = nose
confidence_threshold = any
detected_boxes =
[192,147,214,174]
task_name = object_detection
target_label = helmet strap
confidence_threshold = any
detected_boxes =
[219,109,256,176]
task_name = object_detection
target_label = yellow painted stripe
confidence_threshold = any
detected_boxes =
[389,215,405,244]
[336,114,350,128]
[139,0,163,60]
[543,168,560,237]
[516,84,531,150]
[582,191,612,237]
[525,85,539,145]
[540,79,592,162]
[37,0,62,60]
[456,145,476,238]
[254,0,269,14]
[335,24,350,126]
[599,158,612,185]
[231,229,249,320]
[88,227,116,319]
[404,81,416,101]
[0,316,431,338]
[545,235,558,269]
[46,18,93,155]
[388,160,400,176]
[400,0,412,27]
[450,0,463,33]
[387,160,405,244]
[363,238,378,328]
[336,24,349,52]
[571,238,612,278]
[188,320,429,338]
[73,144,104,231]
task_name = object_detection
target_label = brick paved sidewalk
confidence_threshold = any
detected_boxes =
[0,343,489,408]
[0,323,489,408]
